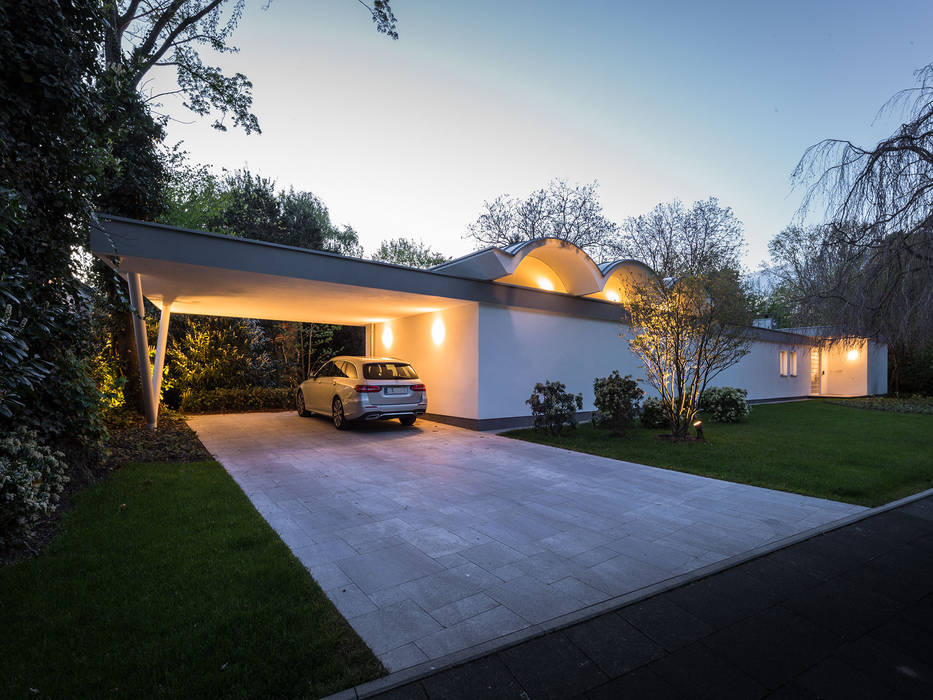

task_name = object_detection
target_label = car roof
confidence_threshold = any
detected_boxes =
[332,356,410,364]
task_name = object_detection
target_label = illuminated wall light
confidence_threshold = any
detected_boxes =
[606,289,620,303]
[847,349,859,361]
[537,277,555,291]
[431,318,445,345]
[381,326,393,350]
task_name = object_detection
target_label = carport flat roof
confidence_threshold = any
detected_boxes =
[90,215,623,325]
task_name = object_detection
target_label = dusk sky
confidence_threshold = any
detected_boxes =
[153,0,932,268]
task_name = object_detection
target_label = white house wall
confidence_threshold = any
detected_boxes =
[824,341,868,396]
[477,305,642,419]
[372,303,480,420]
[867,341,888,396]
[716,342,813,401]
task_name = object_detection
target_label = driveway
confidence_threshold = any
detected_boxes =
[187,412,864,673]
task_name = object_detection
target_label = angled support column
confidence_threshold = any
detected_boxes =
[151,303,172,420]
[127,272,157,429]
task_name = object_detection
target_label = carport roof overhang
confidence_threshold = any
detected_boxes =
[90,215,624,325]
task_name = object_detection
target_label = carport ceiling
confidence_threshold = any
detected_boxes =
[90,215,624,326]
[114,255,465,325]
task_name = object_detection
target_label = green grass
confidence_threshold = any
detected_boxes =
[503,401,933,507]
[0,461,384,699]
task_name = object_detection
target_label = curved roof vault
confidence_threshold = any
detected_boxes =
[433,237,657,301]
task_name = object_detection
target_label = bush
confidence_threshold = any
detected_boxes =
[180,387,293,413]
[526,380,583,436]
[640,396,668,429]
[592,371,644,436]
[0,429,68,546]
[699,386,751,423]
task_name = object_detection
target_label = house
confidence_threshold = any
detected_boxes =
[90,215,887,429]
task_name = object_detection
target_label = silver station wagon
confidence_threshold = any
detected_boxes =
[296,356,427,430]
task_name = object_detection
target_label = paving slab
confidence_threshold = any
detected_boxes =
[188,411,864,672]
[357,492,933,700]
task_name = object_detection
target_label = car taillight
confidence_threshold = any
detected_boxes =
[354,385,381,393]
[410,383,426,392]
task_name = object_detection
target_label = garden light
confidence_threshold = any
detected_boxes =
[693,419,704,440]
[847,349,859,361]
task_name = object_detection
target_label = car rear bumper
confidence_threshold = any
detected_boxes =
[357,407,427,421]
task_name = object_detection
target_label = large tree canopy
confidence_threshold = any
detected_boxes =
[609,198,746,279]
[467,179,617,261]
[100,0,398,133]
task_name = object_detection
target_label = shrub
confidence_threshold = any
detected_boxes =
[0,429,68,546]
[180,387,293,413]
[526,380,583,436]
[592,371,644,436]
[640,396,668,428]
[699,386,751,423]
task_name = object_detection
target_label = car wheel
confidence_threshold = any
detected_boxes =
[399,415,417,426]
[296,389,310,417]
[332,397,348,430]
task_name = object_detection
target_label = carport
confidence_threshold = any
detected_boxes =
[90,214,623,428]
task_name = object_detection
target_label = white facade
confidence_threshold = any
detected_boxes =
[373,302,888,428]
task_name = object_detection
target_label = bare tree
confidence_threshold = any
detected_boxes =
[627,271,752,438]
[609,198,746,278]
[790,62,933,349]
[467,179,617,260]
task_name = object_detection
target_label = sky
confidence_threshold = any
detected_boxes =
[151,0,933,269]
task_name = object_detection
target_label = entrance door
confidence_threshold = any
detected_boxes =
[810,349,821,395]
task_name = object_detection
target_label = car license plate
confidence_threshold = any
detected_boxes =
[384,387,407,395]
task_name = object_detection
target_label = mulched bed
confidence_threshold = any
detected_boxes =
[105,410,211,467]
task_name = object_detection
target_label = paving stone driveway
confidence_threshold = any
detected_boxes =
[188,412,864,673]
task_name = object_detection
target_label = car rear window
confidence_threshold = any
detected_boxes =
[363,362,418,380]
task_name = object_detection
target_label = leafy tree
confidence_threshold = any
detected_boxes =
[0,0,109,479]
[94,1,398,414]
[609,198,746,278]
[372,237,448,268]
[626,272,752,438]
[790,61,933,352]
[468,179,617,260]
[161,146,232,230]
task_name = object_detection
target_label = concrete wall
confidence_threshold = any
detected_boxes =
[477,305,643,419]
[716,341,814,401]
[372,303,480,420]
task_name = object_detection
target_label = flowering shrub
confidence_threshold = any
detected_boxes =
[699,386,751,423]
[640,396,668,428]
[0,428,67,546]
[526,380,583,436]
[592,371,644,436]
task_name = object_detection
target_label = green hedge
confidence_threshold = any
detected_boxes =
[180,387,293,413]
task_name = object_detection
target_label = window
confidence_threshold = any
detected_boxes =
[363,362,418,380]
[789,351,797,377]
[341,361,358,379]
[316,361,340,378]
[779,350,788,377]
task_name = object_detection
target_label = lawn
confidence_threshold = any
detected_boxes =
[503,400,933,507]
[0,460,384,699]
